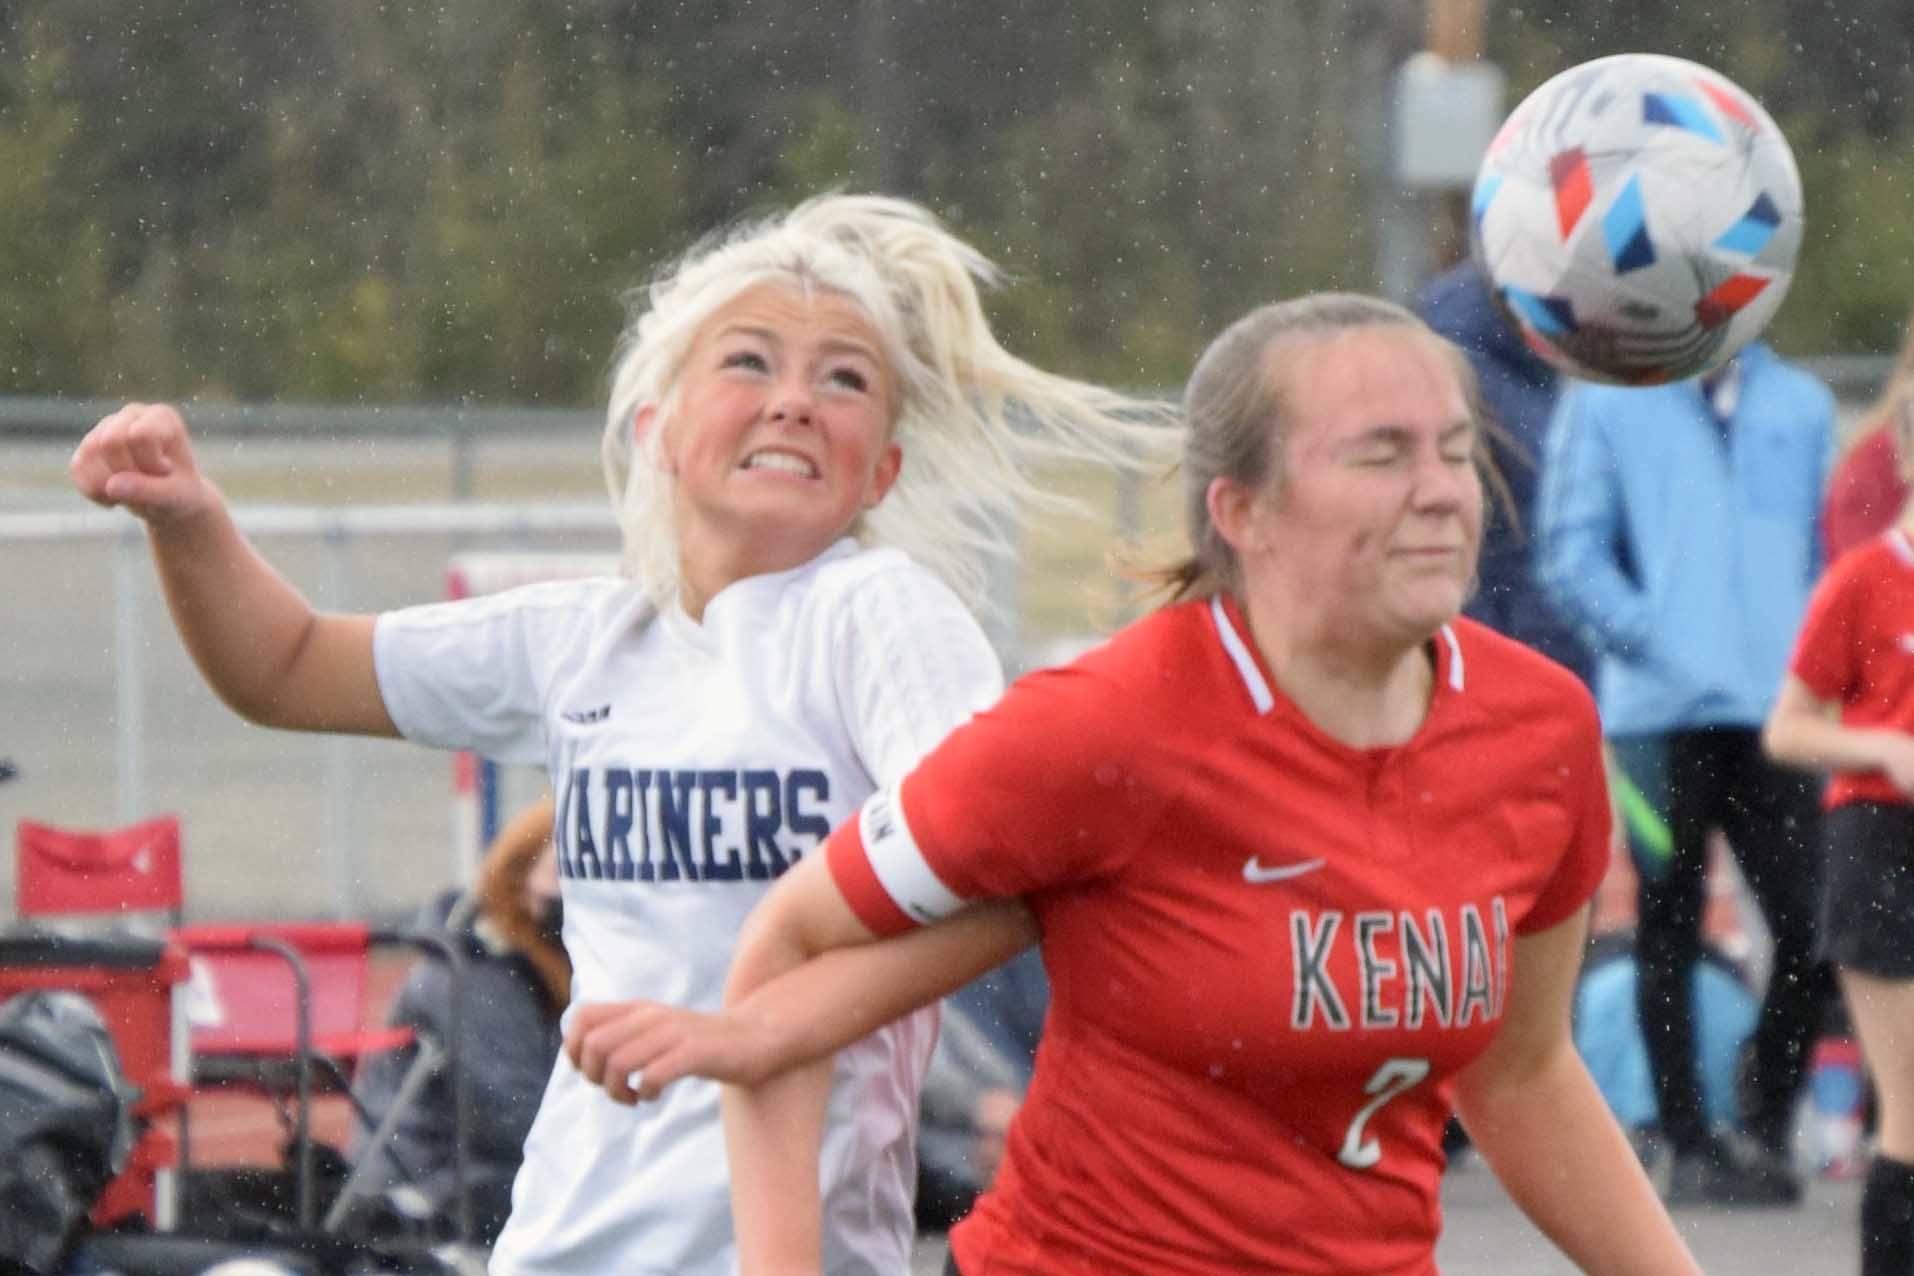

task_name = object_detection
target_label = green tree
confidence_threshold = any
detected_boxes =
[0,30,114,392]
[411,58,682,404]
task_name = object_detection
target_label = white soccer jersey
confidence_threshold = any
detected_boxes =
[372,539,1004,1276]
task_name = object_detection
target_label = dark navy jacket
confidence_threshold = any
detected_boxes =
[1416,263,1593,686]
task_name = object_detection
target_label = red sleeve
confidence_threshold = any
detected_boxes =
[1824,426,1906,562]
[824,663,1168,934]
[1789,558,1861,704]
[1517,692,1615,935]
[826,817,918,937]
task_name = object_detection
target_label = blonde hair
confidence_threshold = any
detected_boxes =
[1151,292,1494,602]
[601,194,1178,613]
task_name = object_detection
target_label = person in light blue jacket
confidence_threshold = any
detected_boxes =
[1537,341,1838,1209]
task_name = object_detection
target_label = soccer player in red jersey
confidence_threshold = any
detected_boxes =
[1766,401,1914,1276]
[573,294,1700,1275]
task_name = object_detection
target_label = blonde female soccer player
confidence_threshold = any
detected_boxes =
[69,193,1170,1276]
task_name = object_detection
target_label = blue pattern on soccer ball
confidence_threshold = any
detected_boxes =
[1471,172,1504,228]
[1603,175,1657,274]
[1502,285,1578,337]
[1713,192,1782,256]
[1641,92,1726,143]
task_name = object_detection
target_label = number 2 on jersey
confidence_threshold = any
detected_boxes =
[1337,1057,1431,1170]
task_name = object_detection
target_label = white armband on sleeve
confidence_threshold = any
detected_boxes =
[859,785,966,926]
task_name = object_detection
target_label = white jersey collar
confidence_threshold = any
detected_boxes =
[1209,595,1275,713]
[666,538,864,638]
[1206,595,1466,715]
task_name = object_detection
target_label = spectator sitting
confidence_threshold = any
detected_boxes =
[347,795,565,1243]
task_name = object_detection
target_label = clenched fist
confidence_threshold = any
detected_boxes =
[70,402,220,526]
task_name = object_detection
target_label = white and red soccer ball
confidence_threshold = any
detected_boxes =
[1471,53,1803,385]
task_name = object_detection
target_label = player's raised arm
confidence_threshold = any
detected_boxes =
[70,402,394,737]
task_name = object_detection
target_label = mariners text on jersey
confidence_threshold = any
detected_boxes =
[553,765,832,882]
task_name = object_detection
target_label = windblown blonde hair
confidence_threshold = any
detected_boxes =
[601,194,1178,613]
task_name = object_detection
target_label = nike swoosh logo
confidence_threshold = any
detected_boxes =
[1243,856,1326,885]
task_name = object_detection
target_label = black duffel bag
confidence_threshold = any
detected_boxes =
[0,989,136,1275]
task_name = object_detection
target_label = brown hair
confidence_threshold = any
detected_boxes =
[1147,292,1499,602]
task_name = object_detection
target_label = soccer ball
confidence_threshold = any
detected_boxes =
[1470,53,1802,385]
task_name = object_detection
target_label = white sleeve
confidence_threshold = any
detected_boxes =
[838,562,1005,788]
[372,582,593,763]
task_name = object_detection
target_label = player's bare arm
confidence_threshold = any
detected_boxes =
[71,402,396,737]
[564,886,1035,1104]
[1764,674,1914,795]
[1453,907,1701,1276]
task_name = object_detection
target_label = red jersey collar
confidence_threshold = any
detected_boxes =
[1206,593,1465,717]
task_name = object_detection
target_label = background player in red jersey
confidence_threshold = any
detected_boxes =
[1765,397,1914,1276]
[573,293,1701,1276]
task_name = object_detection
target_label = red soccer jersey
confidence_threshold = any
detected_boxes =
[828,595,1611,1276]
[1788,528,1914,810]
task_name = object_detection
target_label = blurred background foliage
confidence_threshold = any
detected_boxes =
[0,0,1908,405]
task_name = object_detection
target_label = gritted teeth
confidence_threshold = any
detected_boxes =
[741,449,819,478]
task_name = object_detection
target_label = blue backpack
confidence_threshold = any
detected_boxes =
[1573,936,1757,1130]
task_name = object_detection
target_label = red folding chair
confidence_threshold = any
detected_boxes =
[17,815,185,928]
[11,816,191,1230]
[174,922,470,1238]
[15,818,469,1239]
[0,934,192,1229]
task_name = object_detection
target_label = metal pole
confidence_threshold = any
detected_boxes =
[450,418,475,503]
[248,934,316,1231]
[114,523,146,822]
[1425,0,1486,61]
[321,521,360,918]
[1425,0,1488,267]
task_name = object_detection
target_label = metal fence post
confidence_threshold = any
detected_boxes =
[320,519,361,918]
[114,521,146,822]
[449,413,475,502]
